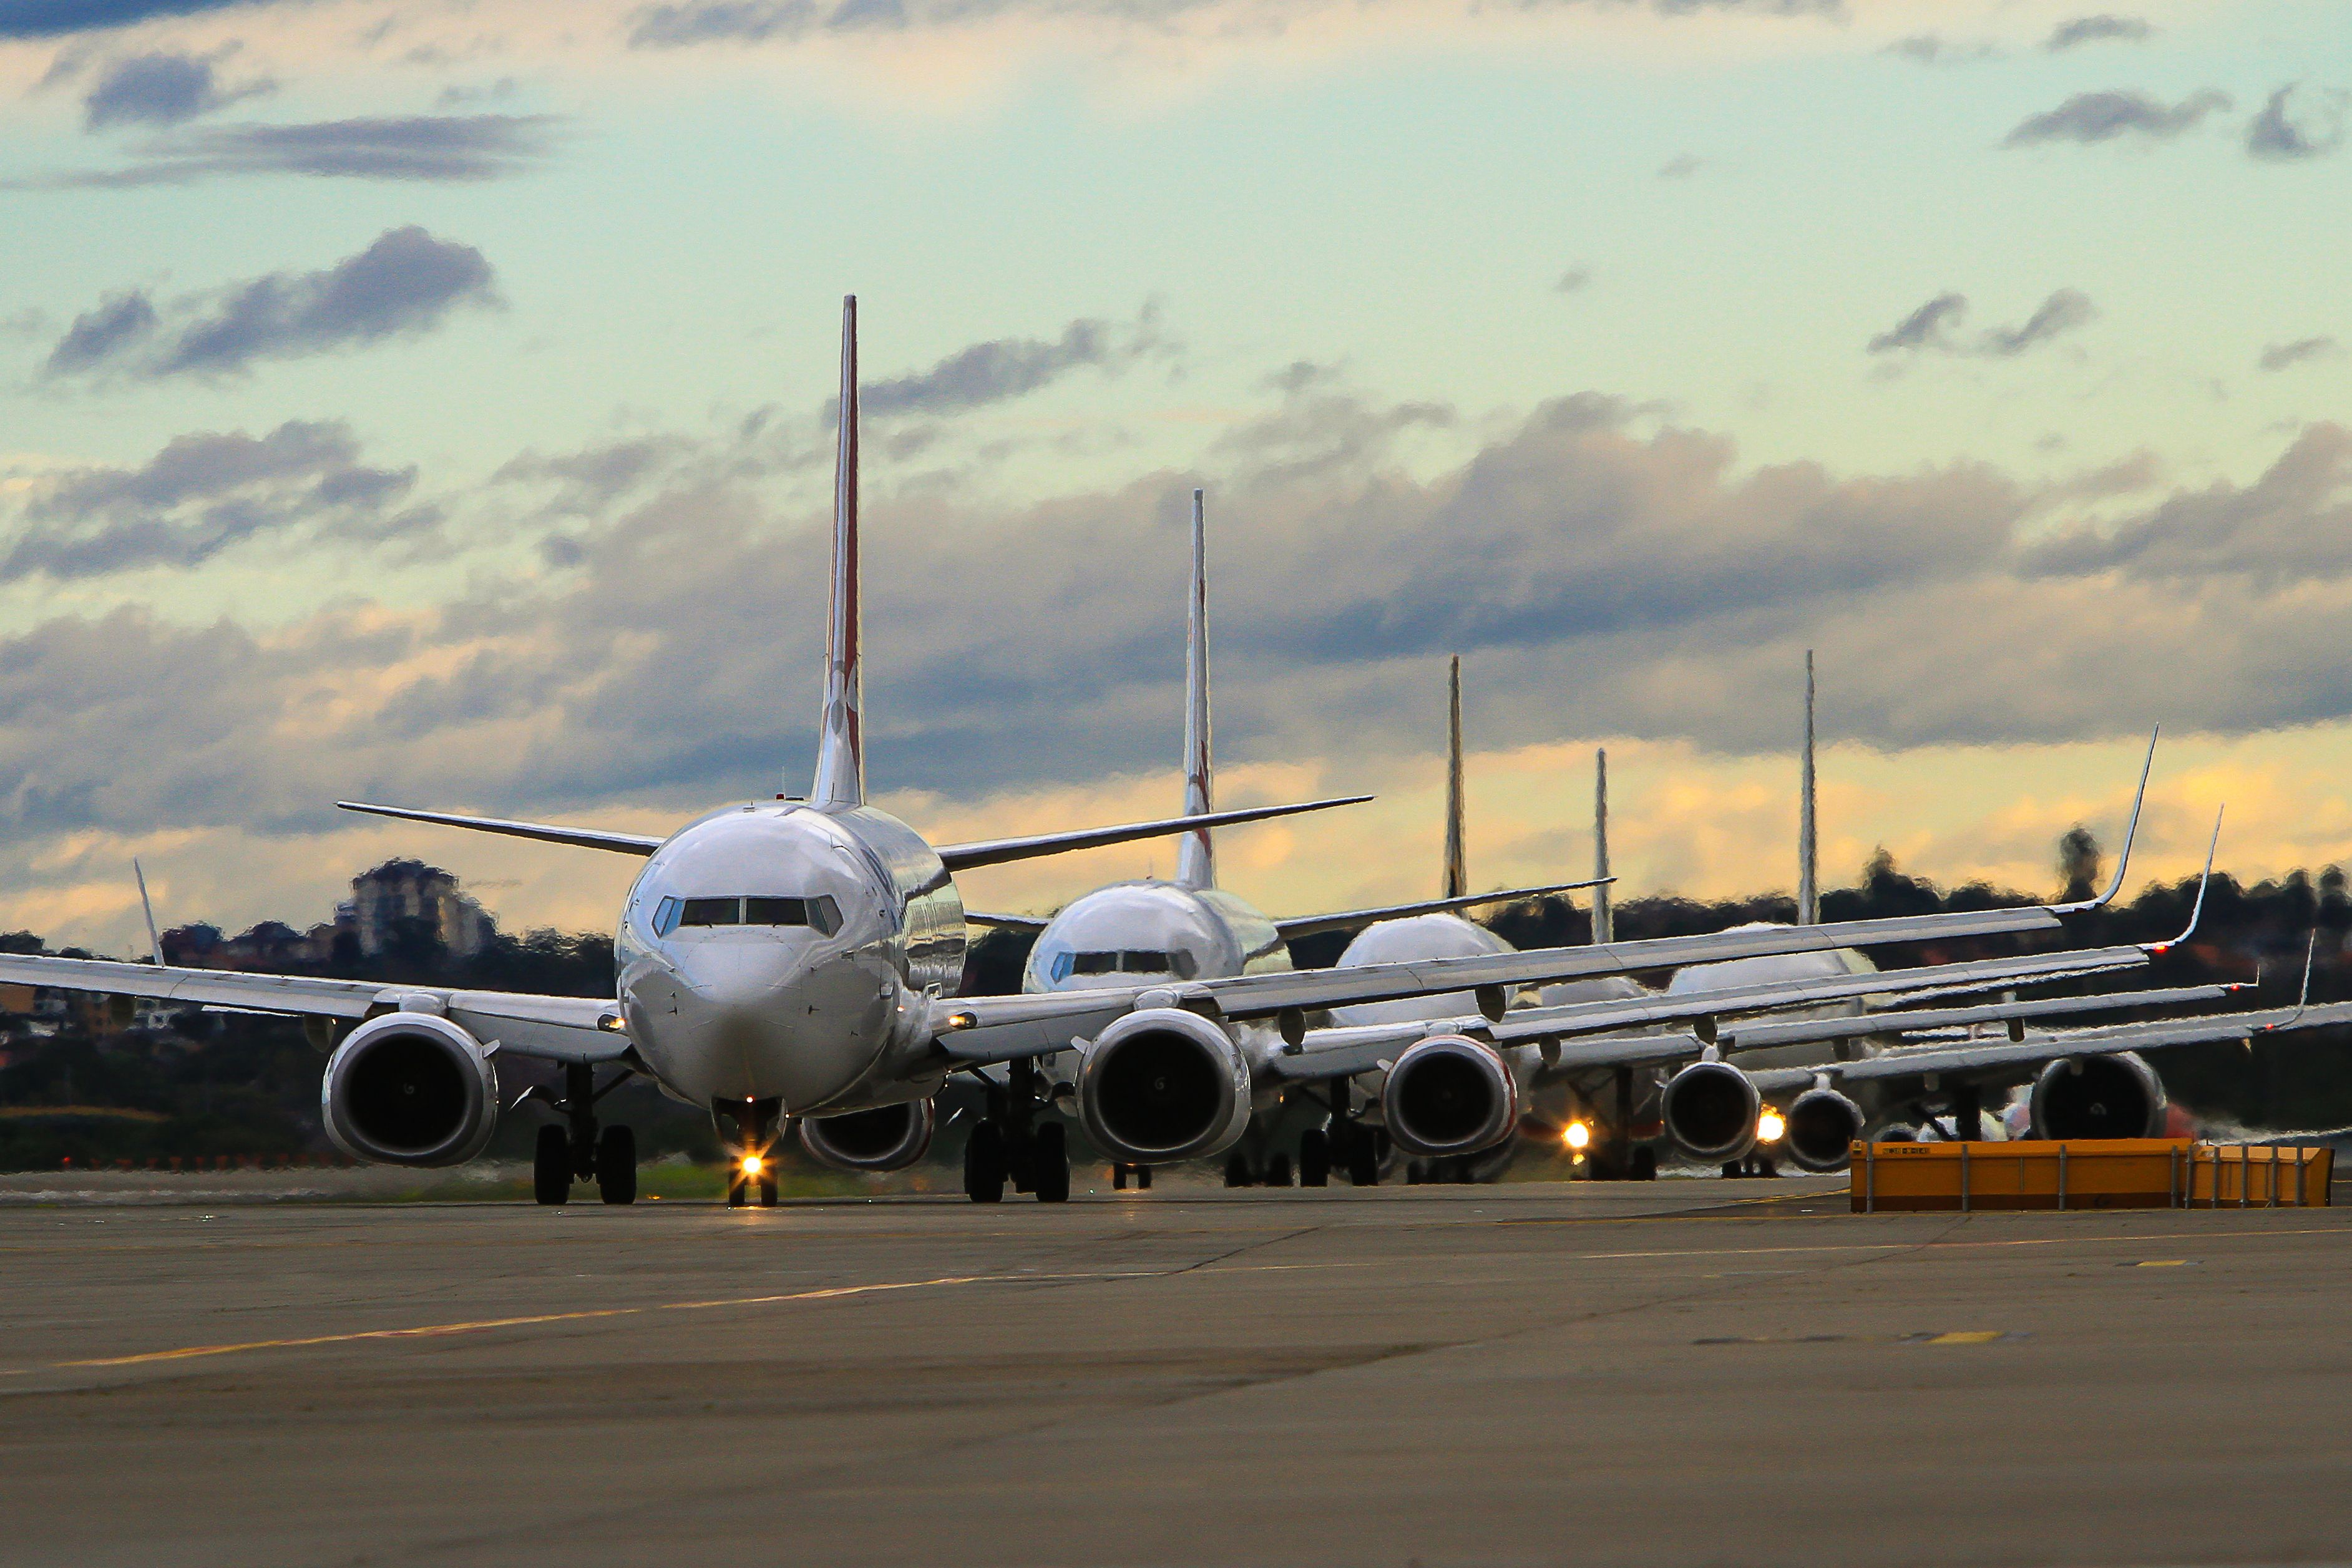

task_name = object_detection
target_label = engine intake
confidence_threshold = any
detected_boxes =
[1077,1007,1251,1164]
[1662,1059,1761,1162]
[798,1100,935,1172]
[1783,1087,1864,1172]
[321,1011,499,1167]
[2030,1051,2164,1139]
[1382,1035,1518,1158]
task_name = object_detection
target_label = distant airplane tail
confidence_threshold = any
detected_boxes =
[1797,650,1817,925]
[1442,655,1466,900]
[811,295,865,807]
[1175,490,1216,890]
[1592,748,1613,944]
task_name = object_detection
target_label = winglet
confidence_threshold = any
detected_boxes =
[1443,655,1466,900]
[2051,727,2156,913]
[1591,747,1613,945]
[1175,489,1216,890]
[811,294,865,807]
[2142,803,2221,955]
[2260,930,2319,1034]
[132,859,162,967]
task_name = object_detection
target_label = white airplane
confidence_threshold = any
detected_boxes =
[963,495,1607,1197]
[0,299,2147,1209]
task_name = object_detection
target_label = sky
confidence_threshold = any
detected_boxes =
[0,0,2348,953]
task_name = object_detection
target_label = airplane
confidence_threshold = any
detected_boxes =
[961,495,1609,1197]
[0,299,2159,1209]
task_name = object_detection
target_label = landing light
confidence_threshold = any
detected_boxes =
[741,1154,766,1177]
[1757,1109,1787,1144]
[1563,1121,1591,1151]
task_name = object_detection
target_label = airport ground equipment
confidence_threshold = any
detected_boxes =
[1853,1138,2334,1210]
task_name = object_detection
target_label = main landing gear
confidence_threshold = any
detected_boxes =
[718,1098,783,1208]
[1110,1162,1153,1191]
[1581,1069,1659,1182]
[962,1056,1070,1204]
[533,1063,637,1206]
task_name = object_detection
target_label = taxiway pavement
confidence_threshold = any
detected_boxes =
[2,1178,2347,1567]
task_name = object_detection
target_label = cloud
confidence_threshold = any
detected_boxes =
[43,227,499,381]
[2044,14,2152,51]
[1977,288,2096,357]
[2247,84,2347,163]
[2003,89,2230,147]
[81,50,267,130]
[628,0,816,46]
[0,0,256,39]
[20,115,559,187]
[861,306,1171,417]
[1867,292,1966,354]
[1883,34,1996,66]
[1655,153,1702,179]
[2260,337,2341,373]
[5,421,435,582]
[1554,266,1592,293]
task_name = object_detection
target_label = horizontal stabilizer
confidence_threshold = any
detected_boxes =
[935,795,1370,874]
[337,802,663,856]
[1274,877,1613,942]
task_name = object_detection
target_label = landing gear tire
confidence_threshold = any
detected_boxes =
[1405,1159,1428,1186]
[1346,1136,1379,1187]
[1111,1164,1128,1191]
[1265,1152,1294,1188]
[726,1177,750,1207]
[758,1176,778,1205]
[595,1125,637,1206]
[1223,1152,1253,1188]
[1299,1129,1330,1187]
[534,1125,571,1205]
[1136,1164,1152,1190]
[1631,1146,1657,1181]
[964,1122,1007,1204]
[1033,1122,1070,1204]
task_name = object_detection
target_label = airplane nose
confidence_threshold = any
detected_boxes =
[648,942,889,1111]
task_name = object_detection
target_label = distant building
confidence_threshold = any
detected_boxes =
[347,859,494,958]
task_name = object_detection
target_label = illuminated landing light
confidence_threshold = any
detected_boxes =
[741,1154,766,1177]
[1563,1121,1592,1151]
[1757,1109,1787,1144]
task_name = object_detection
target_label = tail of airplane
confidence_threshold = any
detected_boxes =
[1592,749,1613,943]
[1797,649,1817,925]
[811,295,866,807]
[1174,490,1216,890]
[1442,655,1466,900]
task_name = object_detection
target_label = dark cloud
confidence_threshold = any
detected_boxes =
[1883,34,1997,66]
[82,51,267,130]
[1978,288,2096,357]
[6,421,434,582]
[2003,89,2230,147]
[862,307,1171,417]
[1867,292,1966,354]
[21,115,558,188]
[2247,84,2347,163]
[2044,14,2152,51]
[0,0,254,39]
[44,227,498,381]
[1655,153,1702,179]
[2260,337,2341,373]
[629,0,816,46]
[1554,266,1592,293]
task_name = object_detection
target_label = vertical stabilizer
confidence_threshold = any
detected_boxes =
[1442,655,1467,899]
[1591,749,1613,943]
[1797,650,1818,925]
[1174,490,1216,890]
[133,859,162,966]
[812,296,866,807]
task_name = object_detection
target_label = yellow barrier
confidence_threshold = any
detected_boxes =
[1850,1139,2336,1211]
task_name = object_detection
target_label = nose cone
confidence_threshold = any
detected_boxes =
[636,940,892,1111]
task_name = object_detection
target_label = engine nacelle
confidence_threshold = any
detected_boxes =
[1782,1087,1865,1172]
[1076,1007,1252,1164]
[1662,1059,1761,1162]
[1382,1035,1518,1158]
[798,1100,935,1172]
[321,1011,499,1167]
[2030,1051,2165,1139]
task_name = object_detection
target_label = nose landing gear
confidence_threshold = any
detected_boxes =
[532,1064,638,1206]
[718,1098,783,1207]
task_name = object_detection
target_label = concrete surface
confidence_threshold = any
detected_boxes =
[2,1178,2348,1567]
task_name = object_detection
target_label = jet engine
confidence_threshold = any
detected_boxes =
[320,1011,499,1167]
[2029,1051,2165,1139]
[1661,1059,1761,1162]
[1076,1006,1252,1164]
[1382,1035,1518,1159]
[798,1100,935,1172]
[1782,1086,1865,1172]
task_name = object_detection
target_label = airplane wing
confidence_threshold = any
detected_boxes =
[336,802,665,855]
[962,912,1051,933]
[1812,1000,2352,1086]
[0,952,628,1063]
[932,795,1370,872]
[1270,877,1613,942]
[1719,984,2245,1052]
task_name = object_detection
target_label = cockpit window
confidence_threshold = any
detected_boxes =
[653,895,841,938]
[1047,948,1197,982]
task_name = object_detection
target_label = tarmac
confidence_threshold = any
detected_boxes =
[3,1177,2350,1568]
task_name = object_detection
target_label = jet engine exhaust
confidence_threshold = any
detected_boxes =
[1782,1086,1865,1172]
[797,1100,935,1172]
[321,1012,499,1167]
[1382,1035,1517,1158]
[2030,1051,2165,1139]
[1077,1007,1252,1164]
[1661,1059,1761,1162]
